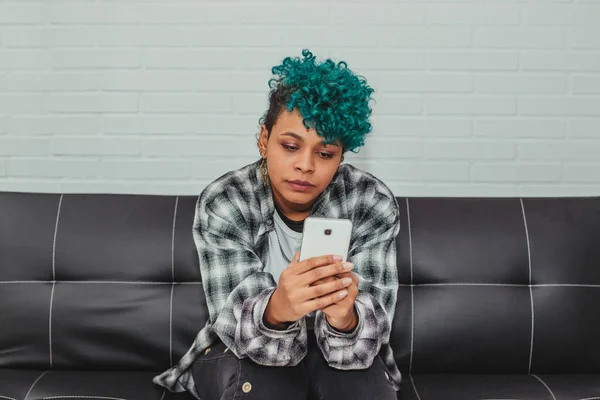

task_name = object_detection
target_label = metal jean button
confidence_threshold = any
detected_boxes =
[242,382,252,393]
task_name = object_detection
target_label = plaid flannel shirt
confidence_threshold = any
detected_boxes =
[153,159,402,398]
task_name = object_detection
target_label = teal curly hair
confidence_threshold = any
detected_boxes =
[258,49,375,153]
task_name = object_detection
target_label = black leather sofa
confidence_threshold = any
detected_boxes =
[1,191,599,400]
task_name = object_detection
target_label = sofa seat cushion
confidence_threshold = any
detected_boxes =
[401,374,600,399]
[0,369,194,400]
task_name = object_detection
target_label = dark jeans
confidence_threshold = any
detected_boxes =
[191,333,398,400]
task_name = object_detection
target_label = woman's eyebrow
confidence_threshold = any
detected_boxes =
[281,131,339,147]
[281,131,305,141]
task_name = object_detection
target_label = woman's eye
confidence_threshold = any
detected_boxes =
[319,152,334,159]
[282,145,298,151]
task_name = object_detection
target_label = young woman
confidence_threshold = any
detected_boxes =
[154,49,401,400]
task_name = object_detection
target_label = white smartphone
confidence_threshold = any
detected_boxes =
[299,217,353,262]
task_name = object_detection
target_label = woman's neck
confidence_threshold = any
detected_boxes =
[271,189,312,222]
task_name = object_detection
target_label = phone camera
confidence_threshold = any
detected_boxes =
[324,229,332,235]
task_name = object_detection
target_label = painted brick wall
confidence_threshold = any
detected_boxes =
[1,1,599,196]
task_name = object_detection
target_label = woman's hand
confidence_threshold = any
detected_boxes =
[264,251,354,329]
[312,271,359,332]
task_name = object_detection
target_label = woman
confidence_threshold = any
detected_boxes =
[154,49,401,399]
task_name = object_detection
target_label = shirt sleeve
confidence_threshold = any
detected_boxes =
[195,189,307,367]
[314,185,400,370]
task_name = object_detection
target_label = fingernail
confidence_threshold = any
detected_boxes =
[338,290,348,299]
[343,262,353,270]
[333,255,343,261]
[342,277,352,286]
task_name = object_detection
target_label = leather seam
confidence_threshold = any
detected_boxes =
[49,283,56,369]
[409,374,422,400]
[406,198,414,375]
[52,194,63,281]
[520,198,535,375]
[169,196,178,367]
[399,283,600,288]
[5,280,600,287]
[531,374,557,400]
[49,194,63,369]
[0,281,202,285]
[24,370,49,400]
[43,397,128,400]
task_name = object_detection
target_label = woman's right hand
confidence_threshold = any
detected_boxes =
[263,251,354,329]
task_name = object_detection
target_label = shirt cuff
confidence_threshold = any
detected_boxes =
[235,287,308,366]
[314,292,389,370]
[317,304,363,340]
[256,287,304,338]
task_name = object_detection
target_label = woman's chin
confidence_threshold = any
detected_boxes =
[280,190,318,208]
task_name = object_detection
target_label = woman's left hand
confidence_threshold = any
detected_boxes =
[312,271,359,332]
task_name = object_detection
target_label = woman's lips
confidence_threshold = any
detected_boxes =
[287,180,314,192]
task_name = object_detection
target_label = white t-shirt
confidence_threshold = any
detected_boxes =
[263,209,302,283]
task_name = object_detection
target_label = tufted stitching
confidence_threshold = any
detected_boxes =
[170,196,179,366]
[405,283,525,287]
[533,284,600,288]
[169,284,175,366]
[520,198,535,375]
[49,194,63,369]
[52,194,63,280]
[43,397,127,400]
[531,374,557,400]
[397,283,600,288]
[49,283,56,369]
[409,374,422,400]
[406,198,415,375]
[172,196,178,283]
[24,370,49,400]
[13,280,600,287]
[0,281,202,285]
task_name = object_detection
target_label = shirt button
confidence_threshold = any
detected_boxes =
[242,382,252,393]
[204,347,211,355]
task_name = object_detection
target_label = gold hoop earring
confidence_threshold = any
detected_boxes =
[260,158,269,187]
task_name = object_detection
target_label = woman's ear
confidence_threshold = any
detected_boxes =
[258,124,269,157]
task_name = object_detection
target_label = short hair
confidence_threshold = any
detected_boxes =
[258,49,375,153]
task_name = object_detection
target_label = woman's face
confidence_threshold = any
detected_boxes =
[259,108,343,215]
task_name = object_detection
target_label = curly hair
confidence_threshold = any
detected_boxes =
[258,49,375,153]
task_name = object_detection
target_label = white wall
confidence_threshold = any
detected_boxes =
[0,1,599,197]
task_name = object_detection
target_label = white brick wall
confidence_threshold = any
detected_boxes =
[1,0,599,197]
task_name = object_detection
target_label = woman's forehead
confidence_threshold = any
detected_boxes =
[273,110,341,147]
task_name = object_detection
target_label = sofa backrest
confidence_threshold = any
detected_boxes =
[390,197,600,375]
[0,192,204,371]
[1,192,599,374]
